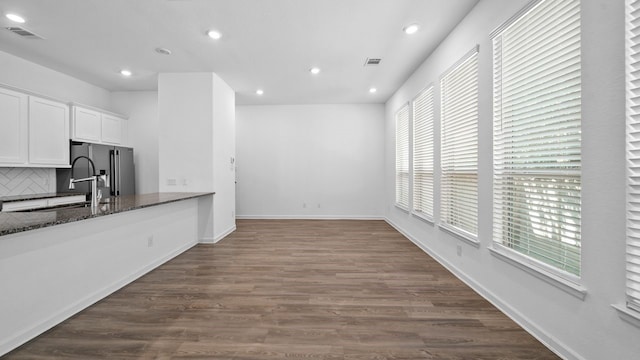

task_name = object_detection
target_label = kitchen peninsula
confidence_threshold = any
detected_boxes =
[0,192,214,355]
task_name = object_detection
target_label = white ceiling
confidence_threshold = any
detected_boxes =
[0,0,479,105]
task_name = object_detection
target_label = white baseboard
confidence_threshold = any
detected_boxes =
[384,217,582,360]
[213,224,237,243]
[1,241,197,357]
[236,215,385,220]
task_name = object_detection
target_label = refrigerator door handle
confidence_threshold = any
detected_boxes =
[116,149,122,196]
[109,150,116,196]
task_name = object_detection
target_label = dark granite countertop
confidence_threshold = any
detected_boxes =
[0,192,213,237]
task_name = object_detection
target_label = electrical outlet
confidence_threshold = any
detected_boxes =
[317,203,321,208]
[147,235,154,247]
[303,203,306,208]
[457,245,462,257]
[167,178,177,186]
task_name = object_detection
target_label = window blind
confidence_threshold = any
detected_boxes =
[413,86,435,219]
[493,0,581,276]
[440,49,479,238]
[626,0,640,313]
[395,104,410,209]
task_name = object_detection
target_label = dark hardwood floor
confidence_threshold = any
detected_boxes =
[5,219,559,359]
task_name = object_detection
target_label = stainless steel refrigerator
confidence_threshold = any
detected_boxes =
[57,141,135,197]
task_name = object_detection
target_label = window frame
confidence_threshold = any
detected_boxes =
[439,46,480,243]
[625,0,640,318]
[490,0,584,290]
[395,103,410,211]
[412,85,435,222]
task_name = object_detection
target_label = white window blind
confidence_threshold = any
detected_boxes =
[413,86,435,219]
[493,0,581,277]
[395,104,410,209]
[626,0,640,313]
[440,49,479,238]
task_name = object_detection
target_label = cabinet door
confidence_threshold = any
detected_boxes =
[101,114,122,144]
[0,88,28,165]
[72,106,101,142]
[29,97,70,166]
[120,118,129,147]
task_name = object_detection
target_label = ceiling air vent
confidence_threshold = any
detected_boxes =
[364,58,381,66]
[5,27,44,39]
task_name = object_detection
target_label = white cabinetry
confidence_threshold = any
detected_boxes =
[0,88,69,168]
[0,88,28,165]
[71,105,127,145]
[1,195,86,212]
[72,106,101,143]
[100,113,122,144]
[29,97,69,166]
[1,199,47,212]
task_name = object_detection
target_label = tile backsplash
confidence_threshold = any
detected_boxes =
[0,168,56,197]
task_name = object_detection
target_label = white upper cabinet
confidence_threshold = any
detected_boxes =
[0,88,28,165]
[71,105,126,145]
[71,106,101,143]
[101,113,122,144]
[28,96,70,166]
[0,88,69,168]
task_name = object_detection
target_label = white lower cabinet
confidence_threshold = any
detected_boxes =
[1,195,86,212]
[1,199,48,212]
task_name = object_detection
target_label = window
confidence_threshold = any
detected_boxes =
[626,0,640,313]
[440,48,479,239]
[413,86,435,220]
[395,104,410,209]
[492,0,581,276]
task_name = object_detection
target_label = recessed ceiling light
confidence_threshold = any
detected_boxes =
[120,69,132,77]
[403,23,420,35]
[256,89,264,95]
[369,88,377,93]
[310,67,321,75]
[6,13,26,23]
[155,47,172,55]
[207,30,222,40]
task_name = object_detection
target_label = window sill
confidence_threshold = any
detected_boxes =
[489,245,587,300]
[438,223,480,248]
[612,304,640,328]
[394,204,409,213]
[412,211,434,225]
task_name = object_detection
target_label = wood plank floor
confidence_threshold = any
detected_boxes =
[5,219,559,359]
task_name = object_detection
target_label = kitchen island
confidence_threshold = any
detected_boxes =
[0,192,216,356]
[0,192,212,236]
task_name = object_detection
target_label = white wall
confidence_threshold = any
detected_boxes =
[110,91,159,195]
[158,73,215,193]
[384,0,637,359]
[236,104,385,219]
[212,77,237,239]
[0,50,111,109]
[157,73,236,242]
